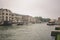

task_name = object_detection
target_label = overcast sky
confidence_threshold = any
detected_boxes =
[0,0,60,19]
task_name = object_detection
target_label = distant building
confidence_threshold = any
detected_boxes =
[57,17,60,24]
[58,17,60,22]
[10,13,24,24]
[34,17,41,23]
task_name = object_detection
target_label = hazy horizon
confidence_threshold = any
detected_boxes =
[0,0,60,19]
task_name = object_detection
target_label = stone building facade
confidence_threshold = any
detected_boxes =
[0,8,12,25]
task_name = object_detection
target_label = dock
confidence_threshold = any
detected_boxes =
[51,30,60,36]
[55,27,60,30]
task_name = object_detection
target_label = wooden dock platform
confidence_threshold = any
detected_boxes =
[51,30,60,36]
[55,27,60,30]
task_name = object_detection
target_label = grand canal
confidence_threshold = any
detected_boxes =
[0,23,59,40]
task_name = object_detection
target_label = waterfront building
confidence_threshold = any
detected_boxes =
[0,8,12,25]
[0,8,12,21]
[0,8,39,25]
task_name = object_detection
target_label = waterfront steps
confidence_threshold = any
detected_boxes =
[51,30,60,36]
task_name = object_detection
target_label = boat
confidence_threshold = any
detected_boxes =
[47,22,56,25]
[17,22,24,25]
[47,21,56,25]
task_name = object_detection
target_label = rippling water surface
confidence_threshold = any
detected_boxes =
[0,23,59,40]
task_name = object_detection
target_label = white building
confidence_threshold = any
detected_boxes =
[0,8,12,24]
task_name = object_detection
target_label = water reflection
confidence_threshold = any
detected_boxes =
[0,33,12,40]
[0,26,12,30]
[0,26,16,40]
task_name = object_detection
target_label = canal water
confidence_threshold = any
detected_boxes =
[0,23,59,40]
